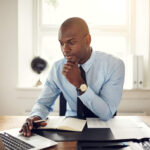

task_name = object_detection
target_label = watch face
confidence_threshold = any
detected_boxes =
[80,84,87,92]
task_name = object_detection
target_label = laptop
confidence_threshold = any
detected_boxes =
[0,128,57,150]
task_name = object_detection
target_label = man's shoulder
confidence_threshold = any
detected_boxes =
[53,58,66,69]
[94,51,124,65]
[47,58,65,78]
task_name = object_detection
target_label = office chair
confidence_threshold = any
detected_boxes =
[59,93,66,116]
[59,92,117,117]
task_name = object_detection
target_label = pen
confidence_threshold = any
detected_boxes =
[33,119,47,123]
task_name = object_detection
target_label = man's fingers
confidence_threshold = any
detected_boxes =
[63,61,77,73]
[21,121,32,137]
[26,123,31,137]
[27,118,33,130]
[40,122,47,127]
[32,122,46,129]
[20,116,42,137]
[63,65,72,70]
[63,67,71,73]
[19,128,23,133]
[22,124,27,136]
[64,62,74,68]
[62,65,72,74]
[62,70,67,76]
[66,56,78,64]
[62,68,71,76]
[65,61,74,66]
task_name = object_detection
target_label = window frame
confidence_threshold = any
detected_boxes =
[17,0,150,89]
[32,0,150,89]
[33,0,136,57]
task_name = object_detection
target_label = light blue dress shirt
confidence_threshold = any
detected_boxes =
[30,50,125,121]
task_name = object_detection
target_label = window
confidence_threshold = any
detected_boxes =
[18,0,150,89]
[35,0,131,62]
[33,0,132,88]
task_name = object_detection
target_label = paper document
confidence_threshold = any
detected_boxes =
[39,116,86,132]
[87,116,150,139]
[111,120,150,139]
[112,126,150,139]
[87,116,140,128]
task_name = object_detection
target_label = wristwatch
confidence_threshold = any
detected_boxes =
[77,83,87,95]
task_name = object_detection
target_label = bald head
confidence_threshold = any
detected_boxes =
[58,17,92,64]
[59,17,90,36]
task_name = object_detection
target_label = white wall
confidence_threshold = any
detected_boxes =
[0,0,150,116]
[0,0,19,115]
[0,0,38,115]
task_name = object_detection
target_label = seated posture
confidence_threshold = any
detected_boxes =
[20,17,125,137]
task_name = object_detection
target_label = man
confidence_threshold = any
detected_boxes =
[20,17,125,137]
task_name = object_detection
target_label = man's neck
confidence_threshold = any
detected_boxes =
[80,47,92,64]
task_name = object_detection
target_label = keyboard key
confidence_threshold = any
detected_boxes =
[0,132,35,150]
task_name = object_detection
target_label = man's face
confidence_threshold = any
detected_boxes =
[58,25,90,64]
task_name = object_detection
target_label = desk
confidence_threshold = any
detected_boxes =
[0,116,150,150]
[0,116,76,150]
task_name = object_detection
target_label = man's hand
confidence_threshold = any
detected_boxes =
[62,56,84,88]
[19,116,47,137]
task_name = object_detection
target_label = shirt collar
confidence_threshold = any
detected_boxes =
[80,49,95,72]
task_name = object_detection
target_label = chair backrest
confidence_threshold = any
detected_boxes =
[59,93,66,116]
[113,111,117,117]
[59,92,117,117]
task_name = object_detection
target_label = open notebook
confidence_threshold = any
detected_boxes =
[0,128,57,150]
[39,116,86,132]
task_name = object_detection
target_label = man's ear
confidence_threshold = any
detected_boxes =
[85,34,91,46]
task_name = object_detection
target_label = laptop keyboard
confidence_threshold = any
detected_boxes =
[0,132,35,150]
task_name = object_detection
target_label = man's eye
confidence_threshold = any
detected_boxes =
[69,41,76,45]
